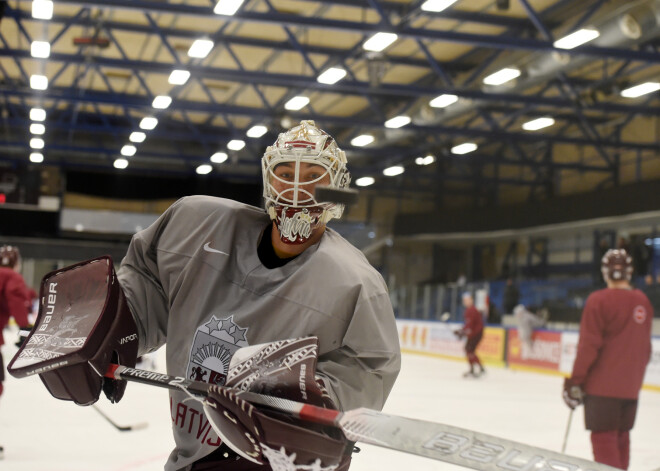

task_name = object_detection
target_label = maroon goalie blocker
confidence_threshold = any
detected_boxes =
[7,256,139,405]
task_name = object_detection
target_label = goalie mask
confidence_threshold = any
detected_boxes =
[262,120,350,245]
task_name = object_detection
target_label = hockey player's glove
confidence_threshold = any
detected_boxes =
[562,378,584,409]
[204,386,348,469]
[7,256,139,405]
[453,329,465,339]
[203,337,352,470]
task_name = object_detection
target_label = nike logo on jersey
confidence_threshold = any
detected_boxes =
[203,242,228,256]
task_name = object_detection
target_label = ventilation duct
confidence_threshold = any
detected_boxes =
[411,0,660,127]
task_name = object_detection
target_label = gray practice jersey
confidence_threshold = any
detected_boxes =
[117,195,401,471]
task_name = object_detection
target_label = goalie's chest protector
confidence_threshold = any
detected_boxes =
[154,199,361,378]
[120,197,393,470]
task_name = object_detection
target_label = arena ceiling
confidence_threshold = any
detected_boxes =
[0,0,659,207]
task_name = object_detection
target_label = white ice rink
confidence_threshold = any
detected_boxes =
[1,334,659,471]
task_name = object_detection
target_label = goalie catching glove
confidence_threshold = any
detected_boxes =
[203,337,352,470]
[7,256,139,405]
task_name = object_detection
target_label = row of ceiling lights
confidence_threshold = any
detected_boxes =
[25,0,659,175]
[349,0,660,188]
[26,0,53,164]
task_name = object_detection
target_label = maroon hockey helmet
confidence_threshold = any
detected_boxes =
[0,245,21,268]
[601,248,633,282]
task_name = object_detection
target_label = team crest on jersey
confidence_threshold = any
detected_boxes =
[186,315,249,386]
[633,306,647,324]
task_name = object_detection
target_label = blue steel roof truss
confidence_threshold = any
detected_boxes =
[0,0,658,200]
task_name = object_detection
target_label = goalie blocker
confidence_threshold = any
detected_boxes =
[201,336,352,470]
[8,256,139,405]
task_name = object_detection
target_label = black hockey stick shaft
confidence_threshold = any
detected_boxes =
[105,364,340,426]
[561,408,573,453]
[91,404,148,432]
[105,364,620,471]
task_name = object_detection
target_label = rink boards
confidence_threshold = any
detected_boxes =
[397,320,660,391]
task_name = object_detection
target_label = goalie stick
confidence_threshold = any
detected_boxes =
[91,404,148,432]
[106,364,618,471]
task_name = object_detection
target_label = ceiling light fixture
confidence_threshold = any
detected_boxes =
[383,166,405,176]
[168,69,191,85]
[351,135,374,147]
[227,139,246,151]
[121,145,137,157]
[139,117,158,130]
[420,0,458,13]
[30,74,48,90]
[32,0,53,20]
[363,32,398,52]
[213,0,245,16]
[30,138,45,149]
[31,41,51,58]
[522,117,555,131]
[284,96,309,111]
[30,123,46,135]
[384,115,411,129]
[451,142,478,155]
[30,108,46,121]
[355,177,375,187]
[196,164,213,175]
[152,95,172,109]
[317,67,347,85]
[129,131,146,143]
[284,96,310,111]
[30,152,44,163]
[553,28,600,50]
[188,39,214,59]
[621,82,660,98]
[429,94,458,108]
[114,158,129,169]
[415,155,435,165]
[483,68,521,86]
[246,125,268,138]
[210,152,228,163]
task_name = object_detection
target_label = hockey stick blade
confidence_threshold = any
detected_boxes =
[92,404,148,432]
[233,394,619,471]
[106,365,618,471]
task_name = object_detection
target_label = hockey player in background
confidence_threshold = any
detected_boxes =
[0,245,32,459]
[15,121,401,471]
[454,292,485,378]
[563,249,652,470]
[513,304,546,353]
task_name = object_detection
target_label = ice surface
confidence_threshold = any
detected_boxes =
[1,331,658,470]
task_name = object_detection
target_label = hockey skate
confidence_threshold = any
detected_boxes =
[463,368,485,378]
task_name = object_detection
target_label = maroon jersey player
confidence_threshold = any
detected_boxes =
[0,246,31,393]
[563,249,653,469]
[455,292,485,378]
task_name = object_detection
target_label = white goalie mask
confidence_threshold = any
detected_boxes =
[262,120,350,245]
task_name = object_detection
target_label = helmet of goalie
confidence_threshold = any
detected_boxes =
[262,120,350,244]
[0,245,21,269]
[601,248,633,282]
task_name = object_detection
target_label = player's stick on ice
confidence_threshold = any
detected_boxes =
[106,364,619,471]
[91,404,148,432]
[561,409,573,453]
